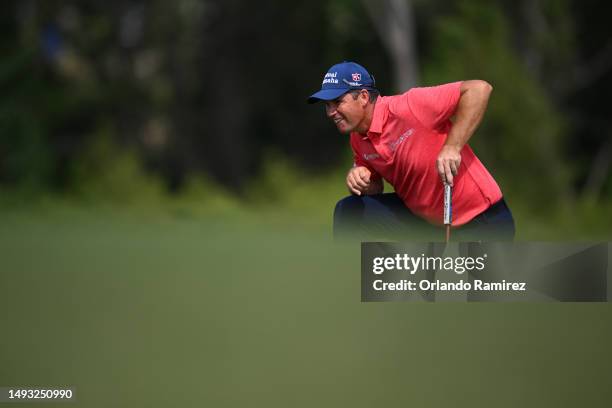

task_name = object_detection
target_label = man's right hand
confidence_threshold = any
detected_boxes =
[346,166,382,196]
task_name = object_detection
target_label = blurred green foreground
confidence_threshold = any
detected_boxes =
[1,197,612,408]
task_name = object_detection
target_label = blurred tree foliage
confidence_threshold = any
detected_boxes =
[422,0,570,213]
[1,0,611,211]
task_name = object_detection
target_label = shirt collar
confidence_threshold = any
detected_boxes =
[366,97,387,138]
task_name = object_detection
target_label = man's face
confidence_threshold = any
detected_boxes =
[325,91,367,134]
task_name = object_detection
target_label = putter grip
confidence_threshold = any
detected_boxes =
[444,184,452,225]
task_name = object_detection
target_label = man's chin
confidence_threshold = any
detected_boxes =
[336,123,353,134]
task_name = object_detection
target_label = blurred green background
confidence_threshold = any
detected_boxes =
[2,0,612,406]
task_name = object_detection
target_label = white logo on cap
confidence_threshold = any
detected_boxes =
[322,72,338,85]
[343,78,362,87]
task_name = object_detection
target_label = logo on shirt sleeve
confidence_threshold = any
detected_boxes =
[363,153,380,161]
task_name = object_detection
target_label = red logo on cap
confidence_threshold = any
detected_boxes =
[352,73,361,82]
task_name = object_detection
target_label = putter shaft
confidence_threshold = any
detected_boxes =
[444,184,452,242]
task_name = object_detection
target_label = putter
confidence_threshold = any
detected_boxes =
[444,183,452,242]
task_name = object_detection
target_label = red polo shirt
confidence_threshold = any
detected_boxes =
[350,82,502,226]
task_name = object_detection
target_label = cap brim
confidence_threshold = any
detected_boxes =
[307,88,348,104]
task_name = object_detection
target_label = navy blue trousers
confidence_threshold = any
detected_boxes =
[333,193,515,241]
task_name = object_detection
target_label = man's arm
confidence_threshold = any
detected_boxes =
[346,166,384,196]
[436,80,493,186]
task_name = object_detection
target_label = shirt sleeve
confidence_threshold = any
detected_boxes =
[392,82,462,131]
[350,134,381,180]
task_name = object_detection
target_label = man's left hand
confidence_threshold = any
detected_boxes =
[436,145,462,186]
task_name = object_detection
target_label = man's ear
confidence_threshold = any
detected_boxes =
[360,90,369,106]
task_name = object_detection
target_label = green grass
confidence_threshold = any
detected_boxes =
[1,201,612,407]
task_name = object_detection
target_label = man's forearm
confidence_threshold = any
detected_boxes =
[363,177,384,195]
[445,80,492,149]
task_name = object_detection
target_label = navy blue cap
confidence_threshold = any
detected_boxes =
[308,61,376,103]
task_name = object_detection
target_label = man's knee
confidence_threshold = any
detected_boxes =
[333,195,365,239]
[334,195,365,232]
[334,195,365,218]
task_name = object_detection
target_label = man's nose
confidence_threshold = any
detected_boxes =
[326,104,336,117]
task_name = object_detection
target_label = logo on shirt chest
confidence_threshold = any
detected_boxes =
[387,128,414,151]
